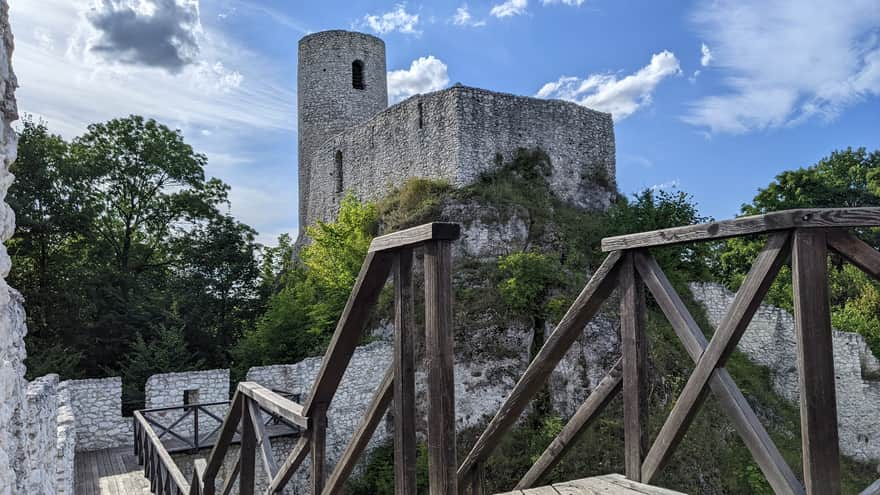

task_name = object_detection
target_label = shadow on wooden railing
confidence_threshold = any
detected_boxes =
[133,222,461,495]
[458,207,880,495]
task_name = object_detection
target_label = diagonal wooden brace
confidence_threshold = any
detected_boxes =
[635,251,804,495]
[639,232,791,484]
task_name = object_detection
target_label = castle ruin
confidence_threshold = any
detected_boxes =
[297,30,616,230]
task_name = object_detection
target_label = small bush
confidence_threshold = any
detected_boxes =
[378,178,452,232]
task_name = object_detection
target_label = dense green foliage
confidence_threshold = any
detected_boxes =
[715,147,880,355]
[9,117,264,405]
[231,194,378,377]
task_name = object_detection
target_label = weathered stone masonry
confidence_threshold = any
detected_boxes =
[297,30,616,230]
[691,282,880,463]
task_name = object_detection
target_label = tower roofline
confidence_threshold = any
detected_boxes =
[299,29,385,47]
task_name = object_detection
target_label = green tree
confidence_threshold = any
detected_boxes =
[233,195,378,375]
[716,147,880,356]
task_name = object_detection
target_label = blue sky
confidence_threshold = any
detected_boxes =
[9,0,880,244]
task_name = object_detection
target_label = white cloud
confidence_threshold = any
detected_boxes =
[542,0,585,6]
[361,4,420,35]
[537,51,681,119]
[387,56,450,103]
[700,43,712,67]
[453,5,486,27]
[686,0,880,134]
[490,0,528,18]
[650,179,681,191]
[9,0,298,239]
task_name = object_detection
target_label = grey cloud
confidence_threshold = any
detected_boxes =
[88,0,201,73]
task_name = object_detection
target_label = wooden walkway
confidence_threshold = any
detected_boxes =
[75,447,151,495]
[496,474,686,494]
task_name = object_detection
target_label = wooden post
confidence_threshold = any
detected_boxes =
[620,252,647,482]
[792,229,840,495]
[311,401,328,494]
[424,240,457,495]
[393,249,418,495]
[239,397,256,495]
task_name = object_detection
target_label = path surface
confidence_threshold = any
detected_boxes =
[75,447,151,495]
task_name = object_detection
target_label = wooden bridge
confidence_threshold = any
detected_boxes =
[129,208,880,495]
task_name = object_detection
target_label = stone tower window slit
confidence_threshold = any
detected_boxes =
[352,60,365,90]
[335,150,344,193]
[418,101,424,129]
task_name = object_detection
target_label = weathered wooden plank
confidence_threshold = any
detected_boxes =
[792,229,841,495]
[859,477,880,495]
[239,397,256,495]
[190,459,207,495]
[425,240,458,495]
[311,401,328,494]
[266,436,309,494]
[304,251,394,416]
[601,207,880,252]
[246,399,279,480]
[458,251,623,482]
[620,253,647,482]
[826,230,880,280]
[322,368,394,495]
[237,382,308,429]
[634,252,804,495]
[393,249,418,495]
[203,391,242,495]
[595,474,685,494]
[517,358,623,489]
[368,222,461,252]
[640,232,790,483]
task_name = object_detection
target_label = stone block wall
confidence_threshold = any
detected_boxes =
[305,85,615,226]
[144,368,230,443]
[24,375,59,494]
[65,377,132,451]
[55,382,76,495]
[690,282,880,462]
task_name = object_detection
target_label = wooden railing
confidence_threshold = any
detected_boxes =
[458,207,880,495]
[164,222,461,495]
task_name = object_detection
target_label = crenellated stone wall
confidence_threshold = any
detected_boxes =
[690,282,880,463]
[65,377,132,451]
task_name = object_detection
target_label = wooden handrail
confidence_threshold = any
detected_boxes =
[368,221,460,252]
[237,382,309,429]
[134,410,191,494]
[601,207,880,251]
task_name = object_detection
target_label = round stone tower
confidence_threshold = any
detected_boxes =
[298,30,388,229]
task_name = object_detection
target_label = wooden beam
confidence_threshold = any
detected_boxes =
[640,232,791,483]
[311,401,328,494]
[266,436,310,494]
[239,397,256,495]
[203,391,242,495]
[237,382,309,429]
[133,411,192,494]
[368,222,461,252]
[516,358,622,489]
[859,478,880,495]
[620,253,648,482]
[245,399,279,480]
[322,368,394,495]
[393,249,418,495]
[304,251,394,416]
[635,252,805,495]
[601,207,880,252]
[424,240,458,495]
[793,229,841,495]
[220,455,239,495]
[457,251,623,483]
[826,230,880,280]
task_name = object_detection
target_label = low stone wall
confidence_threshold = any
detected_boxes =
[66,377,132,451]
[55,382,76,495]
[690,282,880,462]
[145,368,231,443]
[24,375,59,494]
